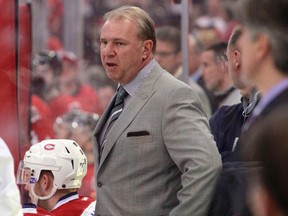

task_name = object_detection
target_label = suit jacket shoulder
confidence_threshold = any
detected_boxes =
[261,87,288,117]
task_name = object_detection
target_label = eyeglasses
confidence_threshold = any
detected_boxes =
[155,51,178,58]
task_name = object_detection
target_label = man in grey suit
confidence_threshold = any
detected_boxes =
[93,5,221,216]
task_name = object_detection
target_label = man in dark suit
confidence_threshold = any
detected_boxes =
[209,1,288,215]
[241,107,288,216]
[92,5,221,216]
[237,0,288,126]
[209,25,261,162]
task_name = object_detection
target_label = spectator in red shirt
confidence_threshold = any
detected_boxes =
[49,51,101,118]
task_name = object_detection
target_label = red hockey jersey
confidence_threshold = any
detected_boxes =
[23,192,96,216]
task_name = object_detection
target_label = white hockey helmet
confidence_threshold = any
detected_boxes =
[17,139,87,190]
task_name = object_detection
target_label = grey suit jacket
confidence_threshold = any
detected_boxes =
[93,63,221,216]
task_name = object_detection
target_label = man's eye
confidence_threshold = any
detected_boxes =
[100,41,107,45]
[116,42,124,46]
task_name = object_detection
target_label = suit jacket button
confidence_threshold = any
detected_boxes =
[97,181,103,187]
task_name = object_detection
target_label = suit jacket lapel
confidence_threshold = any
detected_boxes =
[98,63,163,167]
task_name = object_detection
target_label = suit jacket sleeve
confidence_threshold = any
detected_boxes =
[163,86,222,216]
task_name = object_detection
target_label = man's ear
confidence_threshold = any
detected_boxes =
[234,50,241,70]
[142,39,153,60]
[40,172,54,192]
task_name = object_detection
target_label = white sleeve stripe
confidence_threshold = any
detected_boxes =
[81,200,96,216]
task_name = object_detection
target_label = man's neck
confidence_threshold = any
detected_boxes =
[38,190,77,211]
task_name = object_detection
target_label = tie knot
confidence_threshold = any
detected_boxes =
[243,91,262,117]
[116,86,128,101]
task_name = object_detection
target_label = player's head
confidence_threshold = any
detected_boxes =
[17,139,87,200]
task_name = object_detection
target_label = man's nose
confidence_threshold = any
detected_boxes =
[103,43,116,56]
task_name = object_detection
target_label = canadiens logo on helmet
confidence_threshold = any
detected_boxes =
[44,143,55,150]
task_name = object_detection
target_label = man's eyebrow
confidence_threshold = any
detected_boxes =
[100,37,130,44]
[113,38,128,42]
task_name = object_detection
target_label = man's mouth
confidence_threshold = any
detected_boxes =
[106,62,117,68]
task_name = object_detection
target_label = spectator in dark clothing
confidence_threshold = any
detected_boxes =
[209,1,288,215]
[242,107,288,216]
[209,25,260,162]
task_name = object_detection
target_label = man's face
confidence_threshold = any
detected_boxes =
[238,27,257,83]
[155,40,180,75]
[100,18,146,84]
[200,50,223,91]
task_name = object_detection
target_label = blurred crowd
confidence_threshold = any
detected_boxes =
[47,0,238,63]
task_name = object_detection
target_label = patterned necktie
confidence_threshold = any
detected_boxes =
[100,86,128,156]
[242,91,262,131]
[242,91,261,120]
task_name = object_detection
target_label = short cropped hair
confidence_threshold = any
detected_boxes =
[103,6,157,53]
[204,41,228,62]
[227,25,242,50]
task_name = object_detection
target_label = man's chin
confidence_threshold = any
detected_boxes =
[107,72,119,83]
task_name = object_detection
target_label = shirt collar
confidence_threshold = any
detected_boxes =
[253,79,288,116]
[53,192,78,210]
[122,59,156,97]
